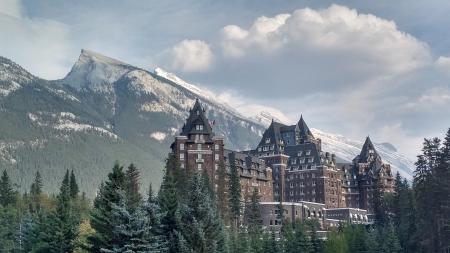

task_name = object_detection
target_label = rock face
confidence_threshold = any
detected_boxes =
[0,50,415,197]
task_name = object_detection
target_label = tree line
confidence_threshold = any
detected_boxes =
[0,128,449,252]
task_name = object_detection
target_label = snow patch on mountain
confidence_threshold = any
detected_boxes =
[54,119,118,139]
[150,132,167,142]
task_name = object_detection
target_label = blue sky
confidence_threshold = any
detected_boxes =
[1,0,450,159]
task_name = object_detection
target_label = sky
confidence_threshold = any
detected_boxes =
[1,0,450,159]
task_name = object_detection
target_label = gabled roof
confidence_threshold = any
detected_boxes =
[180,98,213,136]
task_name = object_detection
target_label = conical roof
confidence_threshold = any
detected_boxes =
[180,98,213,137]
[358,136,380,163]
[297,115,314,143]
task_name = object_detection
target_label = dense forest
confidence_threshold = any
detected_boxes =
[0,128,449,252]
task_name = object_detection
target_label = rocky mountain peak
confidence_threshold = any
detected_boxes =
[61,49,136,92]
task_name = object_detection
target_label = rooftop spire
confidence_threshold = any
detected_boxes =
[358,136,379,163]
[297,115,313,138]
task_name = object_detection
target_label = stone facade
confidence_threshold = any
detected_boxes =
[247,117,343,208]
[170,99,274,203]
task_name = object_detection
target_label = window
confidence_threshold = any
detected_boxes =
[265,138,270,144]
[197,163,202,170]
[300,158,305,164]
[196,124,203,130]
[180,153,185,160]
[197,144,201,150]
[180,143,184,150]
[215,164,218,170]
[198,153,202,159]
[180,163,185,168]
[258,147,262,152]
[215,144,219,150]
[306,150,311,155]
[298,151,303,156]
[215,154,219,161]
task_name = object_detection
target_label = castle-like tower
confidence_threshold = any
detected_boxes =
[249,116,343,208]
[341,137,394,212]
[170,99,274,201]
[170,99,225,188]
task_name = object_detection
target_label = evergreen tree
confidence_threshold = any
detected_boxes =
[373,177,388,226]
[0,170,17,207]
[54,170,80,252]
[69,170,79,199]
[125,164,142,211]
[365,228,379,253]
[216,160,228,223]
[324,229,347,253]
[0,205,20,252]
[179,172,226,253]
[158,167,182,253]
[228,162,241,228]
[30,171,43,213]
[245,188,263,253]
[308,220,324,253]
[414,138,442,252]
[100,191,157,253]
[89,162,126,253]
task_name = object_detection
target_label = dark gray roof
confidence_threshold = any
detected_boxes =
[356,137,381,163]
[180,98,214,137]
[297,115,315,143]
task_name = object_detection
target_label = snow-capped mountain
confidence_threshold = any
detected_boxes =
[153,68,416,180]
[0,50,415,196]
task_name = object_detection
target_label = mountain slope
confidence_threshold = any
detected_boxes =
[0,51,266,197]
[0,50,415,197]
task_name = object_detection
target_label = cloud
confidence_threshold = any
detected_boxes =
[0,0,22,18]
[221,5,431,76]
[436,56,450,76]
[0,0,71,79]
[376,122,423,159]
[400,87,450,112]
[160,39,213,73]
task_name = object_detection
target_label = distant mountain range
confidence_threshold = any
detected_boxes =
[0,50,414,197]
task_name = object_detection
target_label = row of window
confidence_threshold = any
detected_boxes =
[180,143,220,150]
[179,153,220,161]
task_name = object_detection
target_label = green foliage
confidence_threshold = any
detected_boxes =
[0,170,17,207]
[228,162,241,228]
[125,163,142,211]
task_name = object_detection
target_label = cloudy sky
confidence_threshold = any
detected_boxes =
[1,0,450,159]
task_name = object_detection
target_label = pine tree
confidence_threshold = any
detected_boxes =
[414,138,442,252]
[54,170,80,252]
[0,170,17,207]
[69,170,79,199]
[245,188,263,253]
[158,167,183,253]
[308,220,324,253]
[179,172,226,253]
[0,205,20,252]
[100,191,157,253]
[216,160,228,223]
[373,176,388,226]
[228,162,241,228]
[125,163,142,211]
[89,161,126,253]
[30,171,43,213]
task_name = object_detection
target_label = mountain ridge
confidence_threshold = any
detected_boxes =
[0,50,415,197]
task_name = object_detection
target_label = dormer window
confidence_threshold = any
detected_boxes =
[196,110,200,115]
[265,138,270,144]
[298,151,303,156]
[196,124,203,131]
[306,150,311,155]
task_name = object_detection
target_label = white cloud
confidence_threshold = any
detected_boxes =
[0,0,22,18]
[162,39,213,73]
[436,56,450,75]
[0,0,71,79]
[401,87,450,112]
[376,122,423,159]
[221,4,431,77]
